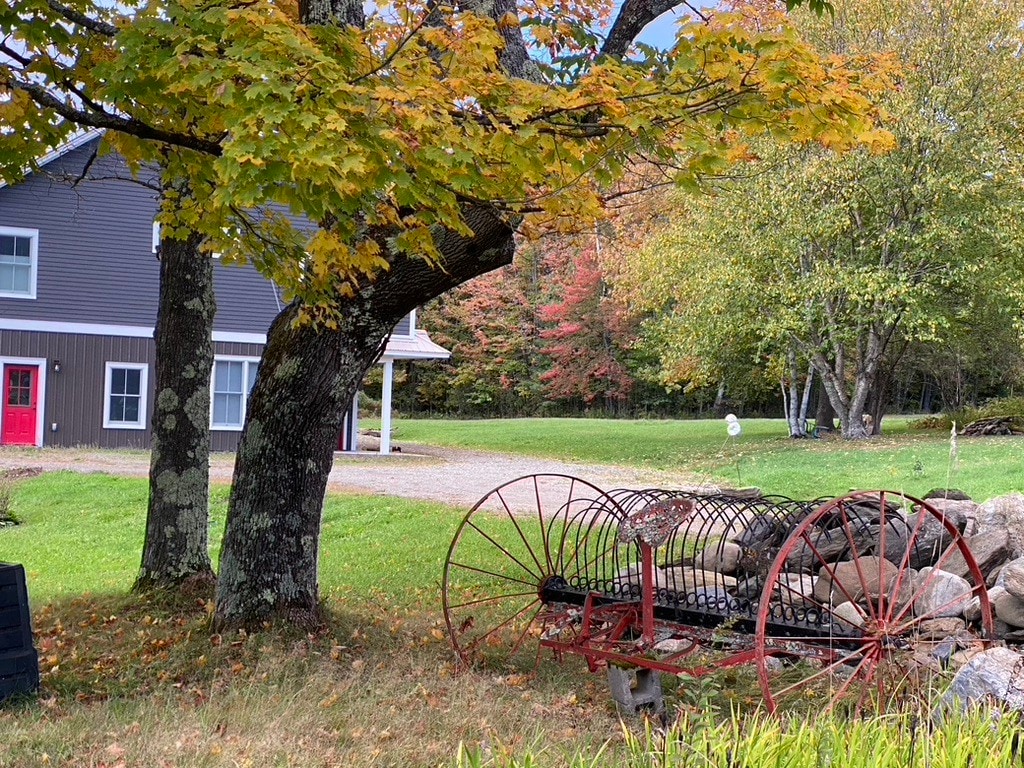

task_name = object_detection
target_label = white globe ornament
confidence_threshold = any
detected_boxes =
[727,421,742,437]
[724,413,738,424]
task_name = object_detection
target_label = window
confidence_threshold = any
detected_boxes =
[103,363,148,429]
[211,357,259,429]
[0,227,38,299]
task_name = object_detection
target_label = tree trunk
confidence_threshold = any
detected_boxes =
[815,390,836,434]
[135,221,216,592]
[214,208,515,629]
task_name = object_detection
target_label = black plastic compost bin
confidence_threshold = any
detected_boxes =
[0,563,39,701]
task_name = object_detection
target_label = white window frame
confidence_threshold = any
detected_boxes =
[0,226,39,300]
[210,355,260,431]
[103,362,149,430]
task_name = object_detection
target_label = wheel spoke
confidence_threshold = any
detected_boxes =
[443,475,614,670]
[447,560,539,589]
[770,643,874,701]
[836,504,880,624]
[465,519,542,581]
[446,589,540,611]
[495,490,546,576]
[462,597,541,655]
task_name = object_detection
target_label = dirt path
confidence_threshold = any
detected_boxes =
[0,444,710,512]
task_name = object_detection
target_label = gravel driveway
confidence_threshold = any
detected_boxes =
[0,444,708,512]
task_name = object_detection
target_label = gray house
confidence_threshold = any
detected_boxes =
[0,133,447,452]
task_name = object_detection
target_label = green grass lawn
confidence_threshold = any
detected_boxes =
[2,450,1022,766]
[0,473,466,606]
[389,416,1024,501]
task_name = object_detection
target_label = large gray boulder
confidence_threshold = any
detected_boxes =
[927,498,980,537]
[998,557,1024,601]
[913,568,973,619]
[695,540,743,575]
[940,526,1012,583]
[904,504,968,570]
[942,646,1024,714]
[813,556,907,606]
[992,589,1024,629]
[977,494,1024,557]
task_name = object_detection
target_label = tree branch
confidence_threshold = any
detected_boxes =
[601,0,704,59]
[44,0,118,37]
[13,81,223,157]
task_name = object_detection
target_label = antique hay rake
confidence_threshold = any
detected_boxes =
[442,474,994,715]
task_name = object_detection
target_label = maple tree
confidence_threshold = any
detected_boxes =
[626,0,1024,439]
[3,0,892,626]
[417,255,547,416]
[537,241,636,411]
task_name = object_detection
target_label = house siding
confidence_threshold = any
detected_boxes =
[0,329,263,450]
[0,136,430,452]
[0,138,282,336]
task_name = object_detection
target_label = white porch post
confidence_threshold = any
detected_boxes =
[347,390,360,452]
[380,359,394,455]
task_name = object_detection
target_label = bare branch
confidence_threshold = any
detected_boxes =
[44,0,118,37]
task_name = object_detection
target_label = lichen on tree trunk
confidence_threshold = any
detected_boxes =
[213,208,515,630]
[135,215,217,593]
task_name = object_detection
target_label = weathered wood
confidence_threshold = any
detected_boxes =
[961,416,1024,437]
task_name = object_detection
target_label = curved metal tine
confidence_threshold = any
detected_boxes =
[544,500,573,577]
[494,488,546,577]
[465,518,542,582]
[464,597,544,655]
[543,478,600,574]
[446,589,541,611]
[560,501,617,587]
[835,501,881,624]
[557,499,617,583]
[534,475,556,575]
[447,561,541,590]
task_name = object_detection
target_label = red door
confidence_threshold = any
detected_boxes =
[2,366,39,446]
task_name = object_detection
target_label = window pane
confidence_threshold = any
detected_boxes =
[212,393,228,424]
[125,368,141,396]
[212,393,243,426]
[214,361,243,393]
[112,368,126,394]
[246,363,258,394]
[122,396,140,423]
[0,265,12,293]
[12,266,29,293]
[228,362,243,392]
[14,237,29,258]
[0,236,13,256]
[110,395,126,422]
[226,394,241,425]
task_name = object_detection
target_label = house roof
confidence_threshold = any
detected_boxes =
[382,329,451,361]
[0,129,105,191]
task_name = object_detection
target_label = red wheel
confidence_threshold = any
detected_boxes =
[755,490,993,714]
[442,474,624,670]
